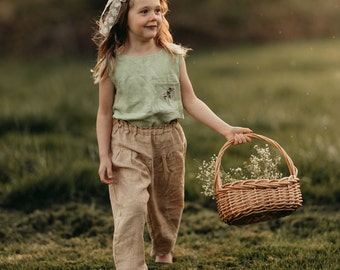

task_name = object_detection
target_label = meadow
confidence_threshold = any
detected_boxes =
[0,39,339,269]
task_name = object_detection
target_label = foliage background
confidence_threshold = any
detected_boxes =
[1,0,340,57]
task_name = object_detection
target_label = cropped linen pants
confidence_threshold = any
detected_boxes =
[108,119,186,270]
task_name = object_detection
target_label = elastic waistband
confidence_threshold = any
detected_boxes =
[113,119,179,135]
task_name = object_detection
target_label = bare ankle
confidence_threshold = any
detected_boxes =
[155,253,173,264]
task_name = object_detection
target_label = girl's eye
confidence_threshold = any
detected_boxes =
[139,8,162,15]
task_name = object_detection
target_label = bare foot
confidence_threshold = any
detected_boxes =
[155,253,173,264]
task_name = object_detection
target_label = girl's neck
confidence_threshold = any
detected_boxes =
[122,40,160,56]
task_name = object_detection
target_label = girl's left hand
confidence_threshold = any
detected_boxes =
[225,127,253,145]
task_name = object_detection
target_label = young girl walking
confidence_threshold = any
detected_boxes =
[92,0,252,269]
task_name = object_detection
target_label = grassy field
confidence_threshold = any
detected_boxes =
[0,39,339,269]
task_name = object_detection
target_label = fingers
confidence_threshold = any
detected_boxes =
[237,127,253,134]
[233,128,253,145]
[233,133,245,145]
[101,176,116,185]
[98,164,116,185]
[100,174,116,184]
[106,166,113,179]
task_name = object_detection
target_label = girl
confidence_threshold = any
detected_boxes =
[92,0,252,269]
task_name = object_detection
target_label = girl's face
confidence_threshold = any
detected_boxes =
[127,0,163,43]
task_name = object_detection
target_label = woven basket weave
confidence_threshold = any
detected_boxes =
[214,133,302,226]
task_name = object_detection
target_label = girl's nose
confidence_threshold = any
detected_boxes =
[149,14,156,20]
[149,11,158,20]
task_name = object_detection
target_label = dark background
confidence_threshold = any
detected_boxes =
[1,0,339,58]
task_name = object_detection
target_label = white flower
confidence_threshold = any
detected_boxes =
[196,145,283,198]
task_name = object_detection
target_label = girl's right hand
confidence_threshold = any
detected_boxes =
[98,157,116,184]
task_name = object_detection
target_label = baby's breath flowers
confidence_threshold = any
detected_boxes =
[196,144,283,198]
[196,155,218,198]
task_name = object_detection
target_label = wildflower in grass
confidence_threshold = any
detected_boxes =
[196,144,283,198]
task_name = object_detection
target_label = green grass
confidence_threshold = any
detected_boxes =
[0,39,340,269]
[0,204,339,269]
[184,38,340,205]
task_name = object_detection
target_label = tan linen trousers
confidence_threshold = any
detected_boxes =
[108,119,186,270]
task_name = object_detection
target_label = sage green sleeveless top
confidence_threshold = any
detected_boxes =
[111,49,184,127]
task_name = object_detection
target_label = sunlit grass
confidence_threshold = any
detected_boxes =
[0,204,339,269]
[0,39,339,269]
[183,39,340,205]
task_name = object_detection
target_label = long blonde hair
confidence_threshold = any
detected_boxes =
[92,0,189,84]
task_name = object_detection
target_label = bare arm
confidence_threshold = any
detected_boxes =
[180,58,252,144]
[96,76,115,184]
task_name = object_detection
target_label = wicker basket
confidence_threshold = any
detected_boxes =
[214,133,302,226]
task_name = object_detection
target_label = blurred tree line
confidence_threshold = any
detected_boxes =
[0,0,339,58]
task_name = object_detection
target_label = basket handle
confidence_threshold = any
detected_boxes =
[214,133,298,191]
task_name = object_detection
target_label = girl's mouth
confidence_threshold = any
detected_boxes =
[145,25,157,29]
